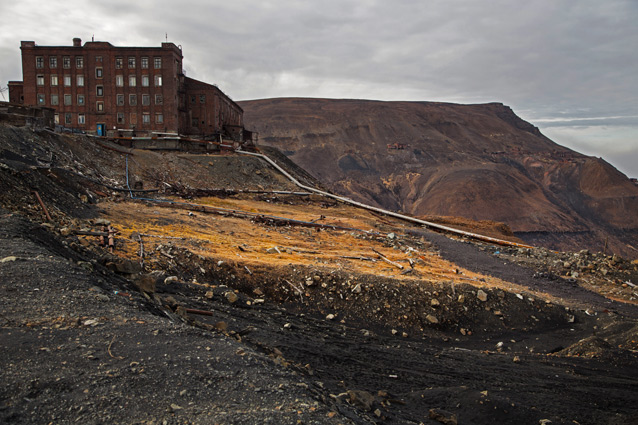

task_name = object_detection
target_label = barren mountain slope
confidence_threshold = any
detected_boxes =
[240,98,638,258]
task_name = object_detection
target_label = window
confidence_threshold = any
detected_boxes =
[129,75,136,87]
[155,94,163,105]
[96,101,104,112]
[49,56,57,68]
[117,113,125,124]
[129,94,137,106]
[51,94,59,106]
[115,57,123,69]
[77,94,85,106]
[37,75,44,86]
[36,56,44,69]
[115,75,124,87]
[95,56,102,63]
[54,114,60,124]
[154,57,162,69]
[128,57,136,68]
[141,57,149,69]
[78,114,85,125]
[155,113,164,124]
[65,113,72,125]
[117,94,125,106]
[142,113,150,124]
[51,75,58,86]
[77,75,85,86]
[96,67,103,78]
[141,75,149,87]
[190,95,195,104]
[142,94,150,106]
[200,95,206,103]
[64,75,71,87]
[63,56,70,69]
[96,86,104,97]
[64,94,72,106]
[154,75,162,87]
[130,113,137,125]
[76,56,84,69]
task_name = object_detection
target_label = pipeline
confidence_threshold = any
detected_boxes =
[236,149,534,249]
[120,149,532,249]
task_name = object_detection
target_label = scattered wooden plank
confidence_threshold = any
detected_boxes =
[339,255,377,262]
[372,249,404,270]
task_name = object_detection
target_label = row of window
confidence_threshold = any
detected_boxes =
[36,55,161,70]
[190,94,207,104]
[115,56,162,70]
[36,72,163,87]
[37,56,84,69]
[37,92,163,107]
[117,94,164,106]
[38,93,85,106]
[54,112,163,126]
[37,74,85,87]
[116,112,164,125]
[56,113,86,125]
[115,74,162,87]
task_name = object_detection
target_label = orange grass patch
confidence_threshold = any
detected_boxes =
[98,196,548,299]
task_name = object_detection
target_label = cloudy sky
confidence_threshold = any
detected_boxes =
[1,0,636,177]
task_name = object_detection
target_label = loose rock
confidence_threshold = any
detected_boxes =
[429,408,458,425]
[477,290,488,302]
[225,291,239,304]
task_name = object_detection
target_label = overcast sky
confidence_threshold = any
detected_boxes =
[1,0,636,177]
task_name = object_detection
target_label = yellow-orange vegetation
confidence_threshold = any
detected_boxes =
[98,195,545,298]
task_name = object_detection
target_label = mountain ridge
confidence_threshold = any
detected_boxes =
[240,97,638,258]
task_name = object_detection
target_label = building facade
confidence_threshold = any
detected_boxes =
[9,38,244,138]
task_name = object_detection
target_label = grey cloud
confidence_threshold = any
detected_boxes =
[536,116,638,128]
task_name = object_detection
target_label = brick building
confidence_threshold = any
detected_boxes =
[9,38,245,138]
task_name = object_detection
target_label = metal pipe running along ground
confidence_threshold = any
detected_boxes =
[237,149,534,250]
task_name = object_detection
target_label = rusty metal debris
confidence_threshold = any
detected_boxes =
[33,191,52,222]
[185,308,214,317]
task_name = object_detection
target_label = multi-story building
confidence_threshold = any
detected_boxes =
[9,38,245,139]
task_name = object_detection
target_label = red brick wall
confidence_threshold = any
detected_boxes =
[15,39,243,138]
[183,77,243,137]
[19,39,183,135]
[7,81,23,104]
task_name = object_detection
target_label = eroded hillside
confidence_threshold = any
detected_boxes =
[1,124,638,425]
[240,98,638,259]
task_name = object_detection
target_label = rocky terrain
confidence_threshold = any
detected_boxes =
[240,98,638,259]
[1,124,638,424]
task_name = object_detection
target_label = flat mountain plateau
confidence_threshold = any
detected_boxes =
[1,124,638,424]
[240,98,638,259]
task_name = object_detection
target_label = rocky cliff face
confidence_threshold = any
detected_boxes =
[240,98,638,258]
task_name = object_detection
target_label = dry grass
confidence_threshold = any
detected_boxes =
[100,196,536,296]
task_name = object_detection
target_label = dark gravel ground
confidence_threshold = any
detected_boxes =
[3,210,637,424]
[0,211,350,425]
[420,230,638,318]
